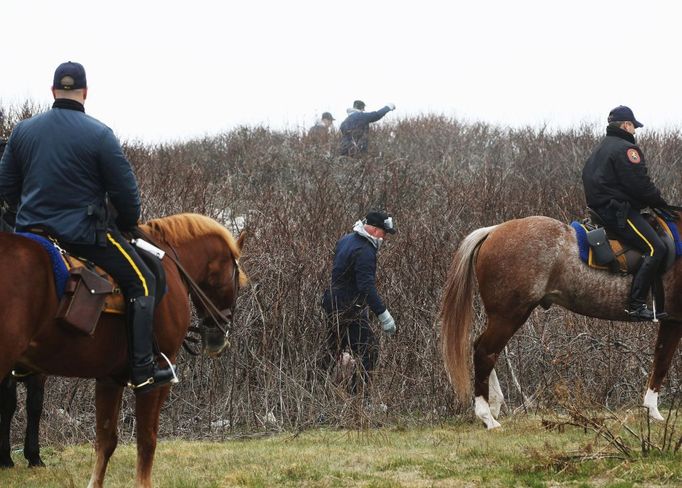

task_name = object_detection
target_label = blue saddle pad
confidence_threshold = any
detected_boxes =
[661,220,682,257]
[16,232,69,298]
[570,221,590,263]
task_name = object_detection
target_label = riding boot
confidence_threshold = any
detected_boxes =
[628,256,667,321]
[126,296,177,394]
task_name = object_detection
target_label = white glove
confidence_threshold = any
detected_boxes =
[386,103,396,111]
[378,310,396,336]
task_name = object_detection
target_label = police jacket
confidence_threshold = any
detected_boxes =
[323,231,387,317]
[339,107,391,155]
[0,99,141,245]
[582,126,666,210]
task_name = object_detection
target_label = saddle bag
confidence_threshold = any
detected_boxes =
[56,267,114,336]
[586,227,615,265]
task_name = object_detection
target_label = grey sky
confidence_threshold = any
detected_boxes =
[2,0,681,142]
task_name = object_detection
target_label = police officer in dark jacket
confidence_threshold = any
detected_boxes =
[582,105,669,321]
[0,61,175,393]
[339,100,395,157]
[320,211,397,393]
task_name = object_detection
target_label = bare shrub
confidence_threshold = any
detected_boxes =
[1,108,680,442]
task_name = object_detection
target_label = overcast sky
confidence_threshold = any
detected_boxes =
[2,1,681,142]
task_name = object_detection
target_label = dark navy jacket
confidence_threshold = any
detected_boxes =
[582,126,666,211]
[0,100,140,245]
[339,107,391,156]
[322,232,386,317]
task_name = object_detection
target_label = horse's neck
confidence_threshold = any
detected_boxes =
[172,237,219,284]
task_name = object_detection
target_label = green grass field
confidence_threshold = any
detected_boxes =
[1,413,680,487]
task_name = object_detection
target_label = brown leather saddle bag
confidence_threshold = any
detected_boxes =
[56,266,115,335]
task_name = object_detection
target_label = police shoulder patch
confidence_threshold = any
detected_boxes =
[627,148,641,164]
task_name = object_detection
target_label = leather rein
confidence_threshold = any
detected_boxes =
[135,228,239,338]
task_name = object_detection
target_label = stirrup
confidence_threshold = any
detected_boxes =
[128,354,179,394]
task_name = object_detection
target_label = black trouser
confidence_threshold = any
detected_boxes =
[63,229,156,300]
[320,305,379,394]
[596,203,667,306]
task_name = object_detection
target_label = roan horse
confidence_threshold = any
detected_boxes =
[0,213,246,487]
[440,215,682,429]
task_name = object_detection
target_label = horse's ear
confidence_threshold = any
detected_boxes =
[237,230,247,250]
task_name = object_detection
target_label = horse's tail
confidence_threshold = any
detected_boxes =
[440,225,498,400]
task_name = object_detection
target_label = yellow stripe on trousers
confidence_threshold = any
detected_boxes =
[626,219,655,256]
[107,233,149,296]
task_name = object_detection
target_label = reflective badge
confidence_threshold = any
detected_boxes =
[627,148,641,164]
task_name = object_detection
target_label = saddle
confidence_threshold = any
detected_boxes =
[577,209,677,275]
[57,253,125,335]
[18,230,165,336]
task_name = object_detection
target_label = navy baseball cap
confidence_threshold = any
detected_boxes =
[53,61,87,90]
[365,211,396,234]
[608,105,643,128]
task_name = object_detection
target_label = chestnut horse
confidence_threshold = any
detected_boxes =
[0,213,247,487]
[441,215,682,429]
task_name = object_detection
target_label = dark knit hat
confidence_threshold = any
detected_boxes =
[365,211,396,234]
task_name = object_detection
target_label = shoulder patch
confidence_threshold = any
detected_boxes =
[627,148,641,164]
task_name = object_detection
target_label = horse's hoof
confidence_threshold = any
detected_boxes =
[28,458,45,468]
[647,408,665,422]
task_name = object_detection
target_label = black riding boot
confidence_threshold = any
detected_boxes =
[127,296,177,394]
[628,256,667,321]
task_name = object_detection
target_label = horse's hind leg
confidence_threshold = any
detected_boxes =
[643,320,682,421]
[24,374,46,467]
[488,368,504,419]
[0,375,17,468]
[135,386,170,488]
[87,381,124,488]
[473,311,530,429]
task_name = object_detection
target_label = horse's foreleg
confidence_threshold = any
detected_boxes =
[24,374,46,467]
[87,381,124,488]
[0,375,17,468]
[135,386,170,488]
[644,320,682,422]
[473,311,529,429]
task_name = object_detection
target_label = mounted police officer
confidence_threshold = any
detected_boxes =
[0,61,175,393]
[582,105,669,321]
[339,100,395,157]
[320,211,397,394]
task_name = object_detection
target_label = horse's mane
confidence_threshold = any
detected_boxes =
[140,213,246,284]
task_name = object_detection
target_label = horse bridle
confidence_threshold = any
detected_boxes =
[136,229,239,337]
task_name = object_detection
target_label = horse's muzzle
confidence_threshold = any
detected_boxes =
[200,310,232,357]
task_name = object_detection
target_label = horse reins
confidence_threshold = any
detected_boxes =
[135,229,238,337]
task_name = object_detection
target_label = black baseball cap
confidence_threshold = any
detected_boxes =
[322,112,335,121]
[365,211,396,234]
[608,105,643,128]
[53,61,87,90]
[353,100,366,111]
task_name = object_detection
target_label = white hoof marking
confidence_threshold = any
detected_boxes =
[643,388,665,421]
[488,369,504,419]
[475,396,502,429]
